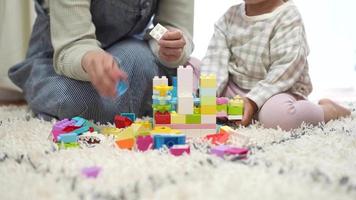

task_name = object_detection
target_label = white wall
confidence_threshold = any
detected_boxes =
[193,0,356,99]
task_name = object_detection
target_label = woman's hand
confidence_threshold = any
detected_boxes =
[82,50,127,97]
[158,29,186,62]
[238,97,258,127]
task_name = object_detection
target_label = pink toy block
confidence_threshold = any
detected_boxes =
[225,147,249,156]
[170,145,190,156]
[136,135,153,152]
[167,124,216,130]
[217,97,229,105]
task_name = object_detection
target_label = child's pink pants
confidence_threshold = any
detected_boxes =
[222,82,325,131]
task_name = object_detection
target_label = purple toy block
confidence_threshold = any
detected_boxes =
[170,145,190,156]
[136,136,153,152]
[81,166,102,178]
[210,145,229,157]
[52,119,76,142]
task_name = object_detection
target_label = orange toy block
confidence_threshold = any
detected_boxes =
[115,138,135,150]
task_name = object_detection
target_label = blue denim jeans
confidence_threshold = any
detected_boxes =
[8,0,176,123]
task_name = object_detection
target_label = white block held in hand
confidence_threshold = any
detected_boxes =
[149,23,168,41]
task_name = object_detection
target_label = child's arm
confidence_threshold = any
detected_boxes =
[201,8,234,96]
[246,11,310,110]
[149,0,194,68]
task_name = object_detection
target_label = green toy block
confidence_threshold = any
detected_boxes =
[200,96,216,105]
[227,104,243,115]
[217,104,227,112]
[194,107,201,114]
[153,104,171,112]
[186,114,201,124]
[57,142,80,149]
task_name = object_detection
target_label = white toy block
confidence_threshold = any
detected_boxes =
[201,115,216,124]
[178,95,194,114]
[200,88,217,97]
[228,115,243,120]
[153,76,168,87]
[177,65,193,96]
[150,23,168,41]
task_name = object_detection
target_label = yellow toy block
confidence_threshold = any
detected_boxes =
[131,123,150,136]
[200,74,217,88]
[171,112,186,124]
[200,105,217,114]
[150,126,181,135]
[101,127,121,136]
[115,126,135,140]
[194,107,201,114]
[153,85,173,97]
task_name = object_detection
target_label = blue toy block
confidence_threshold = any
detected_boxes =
[73,126,90,135]
[72,116,86,127]
[121,113,136,122]
[57,132,78,143]
[172,77,177,98]
[153,134,186,149]
[116,81,128,96]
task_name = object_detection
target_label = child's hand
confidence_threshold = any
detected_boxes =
[82,50,127,97]
[240,97,258,127]
[158,29,186,62]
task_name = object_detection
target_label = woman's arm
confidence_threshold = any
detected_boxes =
[149,0,194,67]
[49,0,102,81]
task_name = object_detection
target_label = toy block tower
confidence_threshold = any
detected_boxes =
[152,76,173,125]
[200,74,217,124]
[177,66,194,114]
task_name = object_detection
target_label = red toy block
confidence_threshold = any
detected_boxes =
[205,133,229,145]
[114,115,133,128]
[62,125,80,133]
[154,111,171,124]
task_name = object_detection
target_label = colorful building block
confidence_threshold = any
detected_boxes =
[57,132,78,143]
[201,115,216,124]
[101,127,121,136]
[177,96,194,114]
[81,166,102,178]
[205,133,229,145]
[114,115,133,128]
[120,113,136,122]
[177,65,193,96]
[154,111,171,124]
[171,112,186,124]
[136,135,153,152]
[200,88,217,96]
[170,145,190,156]
[150,126,181,135]
[185,114,201,124]
[200,105,217,114]
[115,126,135,140]
[153,76,168,87]
[115,138,135,150]
[200,96,217,105]
[200,74,217,88]
[153,134,186,149]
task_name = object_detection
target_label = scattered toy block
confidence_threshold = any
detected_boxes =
[210,145,229,157]
[136,135,153,152]
[114,115,133,128]
[150,126,181,135]
[205,133,229,145]
[81,166,102,178]
[121,113,136,122]
[153,134,186,149]
[116,138,135,150]
[115,126,135,140]
[170,145,190,156]
[101,127,121,136]
[57,132,78,143]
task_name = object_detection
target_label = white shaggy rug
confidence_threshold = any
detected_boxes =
[1,104,356,200]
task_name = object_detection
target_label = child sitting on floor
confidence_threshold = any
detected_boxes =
[201,0,351,130]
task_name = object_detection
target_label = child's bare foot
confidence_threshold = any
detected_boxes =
[318,98,351,122]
